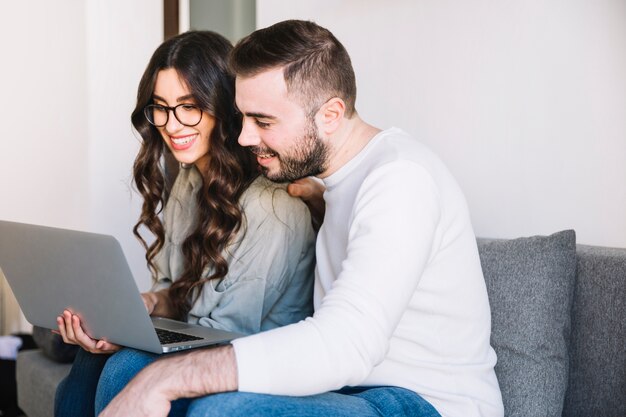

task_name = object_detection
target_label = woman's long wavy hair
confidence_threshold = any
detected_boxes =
[131,31,258,320]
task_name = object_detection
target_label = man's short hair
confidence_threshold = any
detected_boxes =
[231,20,357,118]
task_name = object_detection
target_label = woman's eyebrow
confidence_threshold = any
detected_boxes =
[151,94,196,103]
[176,94,195,103]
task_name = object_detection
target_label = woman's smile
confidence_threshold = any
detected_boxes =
[169,133,198,151]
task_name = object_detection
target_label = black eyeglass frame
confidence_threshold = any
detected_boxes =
[143,103,204,127]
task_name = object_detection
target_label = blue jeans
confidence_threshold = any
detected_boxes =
[94,348,441,417]
[54,349,111,417]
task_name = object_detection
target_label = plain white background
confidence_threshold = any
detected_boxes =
[0,0,162,332]
[1,0,625,331]
[258,0,626,248]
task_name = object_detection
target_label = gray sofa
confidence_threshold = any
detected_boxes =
[16,230,626,417]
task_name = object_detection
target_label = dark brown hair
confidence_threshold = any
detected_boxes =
[131,31,257,319]
[231,20,357,117]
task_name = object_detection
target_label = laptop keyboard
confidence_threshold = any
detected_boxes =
[155,328,203,344]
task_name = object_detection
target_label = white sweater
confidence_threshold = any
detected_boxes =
[233,128,504,417]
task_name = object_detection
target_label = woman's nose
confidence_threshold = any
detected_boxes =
[165,109,183,133]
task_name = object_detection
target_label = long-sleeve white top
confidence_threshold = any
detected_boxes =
[233,128,504,417]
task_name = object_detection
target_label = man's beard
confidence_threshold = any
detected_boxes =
[252,121,329,183]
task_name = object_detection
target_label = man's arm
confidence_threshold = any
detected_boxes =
[102,162,439,413]
[232,161,441,395]
[98,345,237,417]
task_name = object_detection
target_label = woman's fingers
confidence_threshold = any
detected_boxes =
[62,310,76,341]
[57,316,70,343]
[71,313,120,353]
[56,310,117,354]
[57,310,77,345]
[95,340,121,353]
[70,314,98,351]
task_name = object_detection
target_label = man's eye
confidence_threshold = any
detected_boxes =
[255,120,270,128]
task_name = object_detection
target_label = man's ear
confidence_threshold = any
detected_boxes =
[317,97,345,135]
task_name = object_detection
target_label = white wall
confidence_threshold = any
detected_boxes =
[258,0,626,248]
[1,2,624,333]
[85,0,163,292]
[0,0,162,332]
[0,1,90,230]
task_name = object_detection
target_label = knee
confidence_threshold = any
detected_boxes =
[103,348,155,376]
[356,387,441,417]
[186,392,271,417]
[54,350,110,417]
[94,349,157,413]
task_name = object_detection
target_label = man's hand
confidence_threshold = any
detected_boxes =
[56,310,120,354]
[98,345,238,417]
[287,177,326,230]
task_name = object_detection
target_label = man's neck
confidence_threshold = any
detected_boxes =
[319,116,381,179]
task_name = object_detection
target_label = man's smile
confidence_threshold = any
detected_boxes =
[250,147,278,159]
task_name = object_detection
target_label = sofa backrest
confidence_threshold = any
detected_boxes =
[477,234,626,417]
[563,244,626,417]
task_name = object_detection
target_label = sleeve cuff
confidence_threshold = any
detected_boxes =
[232,333,272,393]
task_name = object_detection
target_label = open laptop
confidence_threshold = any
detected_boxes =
[0,220,243,354]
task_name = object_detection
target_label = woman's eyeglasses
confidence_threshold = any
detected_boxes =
[144,104,203,127]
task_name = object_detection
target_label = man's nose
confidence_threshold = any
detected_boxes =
[238,118,261,147]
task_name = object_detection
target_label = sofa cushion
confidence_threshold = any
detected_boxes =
[477,230,577,417]
[33,325,78,363]
[16,349,72,417]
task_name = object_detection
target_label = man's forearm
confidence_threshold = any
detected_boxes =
[99,345,238,417]
[165,344,238,398]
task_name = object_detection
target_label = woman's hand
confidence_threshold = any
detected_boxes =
[287,177,326,231]
[141,292,159,315]
[55,290,174,354]
[141,289,176,318]
[55,310,120,354]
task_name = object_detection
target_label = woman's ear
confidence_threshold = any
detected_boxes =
[317,97,345,135]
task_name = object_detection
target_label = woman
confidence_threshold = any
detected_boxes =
[54,30,315,417]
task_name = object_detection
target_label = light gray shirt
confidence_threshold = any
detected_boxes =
[152,165,315,335]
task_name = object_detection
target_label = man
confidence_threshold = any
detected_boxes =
[99,20,503,417]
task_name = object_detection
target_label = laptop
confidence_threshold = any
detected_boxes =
[0,220,243,354]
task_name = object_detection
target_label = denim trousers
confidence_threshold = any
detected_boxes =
[58,348,441,417]
[54,348,110,417]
